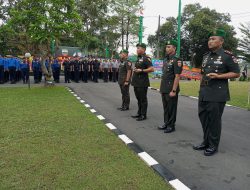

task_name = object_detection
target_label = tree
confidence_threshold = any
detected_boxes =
[238,23,250,63]
[3,0,81,83]
[147,3,238,67]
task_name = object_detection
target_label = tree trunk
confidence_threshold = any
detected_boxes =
[125,16,130,50]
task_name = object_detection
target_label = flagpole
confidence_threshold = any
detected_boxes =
[177,0,182,58]
[139,9,143,43]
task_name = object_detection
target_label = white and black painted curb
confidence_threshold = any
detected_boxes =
[66,87,191,190]
[148,86,240,109]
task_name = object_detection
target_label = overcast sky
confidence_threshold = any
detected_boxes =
[131,0,250,54]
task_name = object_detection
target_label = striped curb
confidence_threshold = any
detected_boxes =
[66,86,191,190]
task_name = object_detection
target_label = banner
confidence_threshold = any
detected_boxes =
[152,59,201,80]
[152,59,163,78]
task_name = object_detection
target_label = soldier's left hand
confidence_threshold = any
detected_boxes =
[124,81,129,86]
[134,68,142,73]
[169,91,176,97]
[207,73,219,79]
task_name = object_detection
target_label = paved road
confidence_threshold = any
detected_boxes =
[68,81,250,190]
[1,79,250,190]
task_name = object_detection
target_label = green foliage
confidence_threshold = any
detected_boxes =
[147,3,238,67]
[238,23,250,62]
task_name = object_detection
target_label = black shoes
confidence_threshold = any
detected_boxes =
[136,115,147,121]
[117,107,129,111]
[158,124,167,130]
[204,147,217,156]
[117,107,123,110]
[193,143,207,151]
[131,114,141,118]
[120,107,129,111]
[164,127,175,133]
[193,143,218,156]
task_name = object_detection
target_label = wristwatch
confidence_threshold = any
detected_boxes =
[172,90,176,93]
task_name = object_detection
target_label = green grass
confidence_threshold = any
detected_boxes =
[0,87,173,190]
[150,80,250,109]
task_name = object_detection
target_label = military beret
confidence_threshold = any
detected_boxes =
[136,43,147,49]
[120,49,129,54]
[209,29,226,38]
[166,39,178,47]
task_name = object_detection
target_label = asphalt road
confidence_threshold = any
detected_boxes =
[68,81,250,190]
[1,79,250,190]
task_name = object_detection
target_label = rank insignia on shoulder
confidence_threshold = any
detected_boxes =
[232,56,238,64]
[224,50,233,55]
[146,56,152,62]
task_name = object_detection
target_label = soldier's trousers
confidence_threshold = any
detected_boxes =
[112,68,117,82]
[93,70,99,82]
[198,101,225,148]
[120,84,130,109]
[74,70,79,82]
[162,93,178,128]
[134,87,148,116]
[103,69,109,82]
[0,65,4,83]
[64,69,70,83]
[83,70,88,82]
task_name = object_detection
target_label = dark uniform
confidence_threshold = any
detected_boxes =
[92,59,100,83]
[73,58,80,83]
[160,54,183,132]
[198,48,240,152]
[118,57,132,110]
[131,53,152,119]
[82,58,89,83]
[63,59,71,83]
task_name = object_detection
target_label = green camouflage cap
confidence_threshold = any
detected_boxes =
[166,39,178,47]
[136,43,147,49]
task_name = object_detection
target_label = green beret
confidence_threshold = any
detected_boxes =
[209,29,226,38]
[136,43,147,49]
[120,49,129,54]
[166,39,178,47]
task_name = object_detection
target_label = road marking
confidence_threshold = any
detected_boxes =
[105,123,117,130]
[90,109,96,113]
[118,134,133,144]
[169,179,191,190]
[84,104,90,108]
[80,100,85,103]
[97,115,105,120]
[138,152,159,166]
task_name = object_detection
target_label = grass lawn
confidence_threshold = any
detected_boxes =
[0,87,172,190]
[150,80,250,109]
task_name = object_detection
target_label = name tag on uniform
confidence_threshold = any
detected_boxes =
[214,61,222,64]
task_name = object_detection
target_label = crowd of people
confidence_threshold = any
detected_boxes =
[0,55,122,84]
